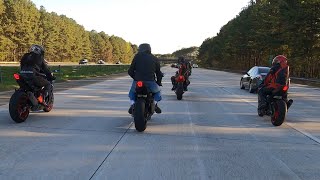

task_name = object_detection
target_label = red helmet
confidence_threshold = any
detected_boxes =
[272,55,287,66]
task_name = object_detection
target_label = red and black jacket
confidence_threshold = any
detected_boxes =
[263,64,289,90]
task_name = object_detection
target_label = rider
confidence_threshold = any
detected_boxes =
[128,43,163,114]
[20,44,55,106]
[171,56,190,91]
[258,55,293,110]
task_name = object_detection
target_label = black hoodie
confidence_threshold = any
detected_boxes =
[128,52,162,82]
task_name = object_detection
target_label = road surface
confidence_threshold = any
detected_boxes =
[0,66,319,180]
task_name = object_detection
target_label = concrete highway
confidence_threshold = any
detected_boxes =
[0,66,319,180]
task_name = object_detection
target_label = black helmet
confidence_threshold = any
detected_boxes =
[29,44,45,55]
[178,56,185,64]
[138,43,151,53]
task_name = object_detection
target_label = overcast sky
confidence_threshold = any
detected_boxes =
[32,0,250,54]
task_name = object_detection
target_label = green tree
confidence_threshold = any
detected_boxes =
[198,0,320,78]
[172,46,199,59]
[2,0,40,61]
[0,0,136,64]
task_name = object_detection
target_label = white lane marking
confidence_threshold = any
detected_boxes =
[186,101,207,180]
[286,122,320,144]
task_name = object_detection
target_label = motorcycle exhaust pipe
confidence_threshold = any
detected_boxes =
[27,91,38,106]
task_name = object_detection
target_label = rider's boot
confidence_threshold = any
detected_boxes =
[287,99,293,109]
[155,103,162,114]
[128,105,134,114]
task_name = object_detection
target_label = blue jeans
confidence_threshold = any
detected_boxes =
[129,81,162,102]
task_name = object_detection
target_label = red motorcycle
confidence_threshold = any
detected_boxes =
[174,72,186,100]
[258,85,293,126]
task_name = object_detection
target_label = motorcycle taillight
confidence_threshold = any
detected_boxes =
[13,73,20,80]
[283,86,288,91]
[177,75,185,82]
[136,81,143,88]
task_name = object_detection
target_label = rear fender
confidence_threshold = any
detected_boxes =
[135,84,148,97]
[273,96,283,100]
[177,82,184,89]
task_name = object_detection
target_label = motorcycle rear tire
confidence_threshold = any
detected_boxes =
[271,100,287,126]
[9,91,29,123]
[177,92,183,100]
[176,86,183,100]
[134,99,147,132]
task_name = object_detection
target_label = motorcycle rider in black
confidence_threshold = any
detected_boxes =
[128,43,163,114]
[20,45,55,106]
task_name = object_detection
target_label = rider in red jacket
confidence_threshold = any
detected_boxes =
[171,57,190,91]
[258,55,293,110]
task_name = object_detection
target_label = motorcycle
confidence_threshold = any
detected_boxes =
[174,67,190,100]
[133,81,155,132]
[258,85,292,126]
[175,75,186,100]
[9,73,54,123]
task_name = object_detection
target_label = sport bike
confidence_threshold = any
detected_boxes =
[258,85,292,126]
[9,73,54,123]
[133,81,155,132]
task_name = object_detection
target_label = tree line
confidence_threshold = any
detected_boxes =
[172,46,199,59]
[0,0,138,64]
[198,0,320,78]
[155,46,199,61]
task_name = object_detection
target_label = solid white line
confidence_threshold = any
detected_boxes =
[286,122,320,144]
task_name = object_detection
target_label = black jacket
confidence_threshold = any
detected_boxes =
[128,52,162,82]
[20,52,53,79]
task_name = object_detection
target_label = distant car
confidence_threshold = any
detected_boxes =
[240,66,270,93]
[79,59,88,65]
[97,60,105,64]
[192,64,199,68]
[171,63,178,68]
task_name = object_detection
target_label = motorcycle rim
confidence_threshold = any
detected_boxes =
[17,96,29,120]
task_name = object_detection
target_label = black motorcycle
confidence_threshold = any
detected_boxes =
[133,81,155,132]
[258,86,292,126]
[9,73,54,123]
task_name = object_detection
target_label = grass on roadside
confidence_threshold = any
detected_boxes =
[0,65,129,91]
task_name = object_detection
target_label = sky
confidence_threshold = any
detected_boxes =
[32,0,250,54]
